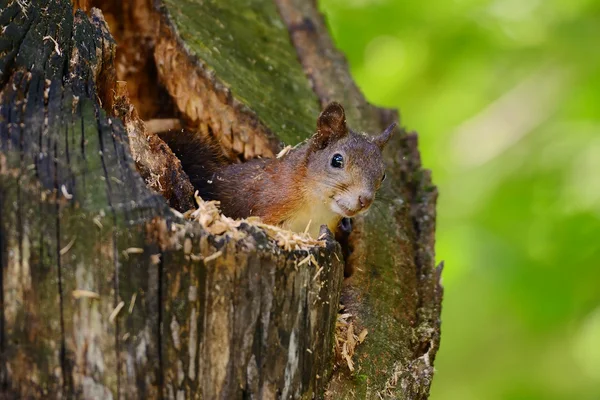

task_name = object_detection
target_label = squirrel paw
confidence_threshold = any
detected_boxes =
[318,224,334,241]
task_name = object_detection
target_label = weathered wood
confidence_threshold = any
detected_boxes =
[2,0,443,399]
[158,223,343,399]
[275,2,443,398]
[1,2,167,397]
[111,80,196,212]
[0,1,349,399]
[156,0,322,149]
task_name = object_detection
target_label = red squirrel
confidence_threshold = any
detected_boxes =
[161,102,395,238]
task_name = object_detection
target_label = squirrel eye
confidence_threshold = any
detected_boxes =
[331,153,344,168]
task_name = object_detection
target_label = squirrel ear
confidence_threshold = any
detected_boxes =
[373,122,396,150]
[311,102,348,151]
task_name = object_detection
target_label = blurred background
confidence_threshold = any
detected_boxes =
[319,0,600,399]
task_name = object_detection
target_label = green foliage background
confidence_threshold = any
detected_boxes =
[320,0,600,398]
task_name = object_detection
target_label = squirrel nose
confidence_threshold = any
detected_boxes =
[358,194,373,209]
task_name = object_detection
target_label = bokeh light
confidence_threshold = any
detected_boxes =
[320,0,600,398]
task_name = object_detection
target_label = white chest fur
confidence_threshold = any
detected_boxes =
[281,199,339,238]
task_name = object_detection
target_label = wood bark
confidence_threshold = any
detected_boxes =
[0,0,442,399]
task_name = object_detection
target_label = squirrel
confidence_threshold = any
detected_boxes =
[161,102,395,238]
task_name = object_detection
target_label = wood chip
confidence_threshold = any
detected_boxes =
[109,301,125,323]
[358,329,368,343]
[186,193,325,252]
[342,342,354,371]
[122,247,143,259]
[346,323,356,349]
[276,145,292,158]
[72,289,100,300]
[334,306,367,372]
[59,237,76,256]
[123,247,144,255]
[207,221,229,235]
[170,208,184,219]
[128,292,137,314]
[43,35,61,56]
[312,266,324,281]
[93,216,103,229]
[297,254,312,267]
[150,254,161,265]
[60,184,73,199]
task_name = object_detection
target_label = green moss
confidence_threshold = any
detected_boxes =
[162,0,321,145]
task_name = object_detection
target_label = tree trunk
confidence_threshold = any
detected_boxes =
[0,0,442,399]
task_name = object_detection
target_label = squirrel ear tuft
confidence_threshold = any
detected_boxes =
[373,122,396,150]
[310,102,348,151]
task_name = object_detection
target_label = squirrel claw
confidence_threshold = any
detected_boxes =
[339,218,352,234]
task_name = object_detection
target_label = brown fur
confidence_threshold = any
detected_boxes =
[209,147,309,225]
[161,103,395,237]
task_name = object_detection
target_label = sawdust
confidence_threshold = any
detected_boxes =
[185,192,326,252]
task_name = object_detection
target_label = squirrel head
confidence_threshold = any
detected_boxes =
[304,102,396,218]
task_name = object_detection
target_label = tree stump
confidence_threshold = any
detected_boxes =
[0,0,442,398]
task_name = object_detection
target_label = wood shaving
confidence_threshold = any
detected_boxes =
[122,247,143,260]
[128,292,137,314]
[358,328,368,343]
[185,192,326,252]
[16,0,29,17]
[72,289,100,300]
[297,254,312,267]
[276,145,292,158]
[171,208,184,219]
[93,216,103,229]
[303,219,312,235]
[312,266,324,281]
[61,184,73,199]
[59,237,76,256]
[109,301,125,323]
[334,306,368,372]
[123,247,144,254]
[42,35,61,56]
